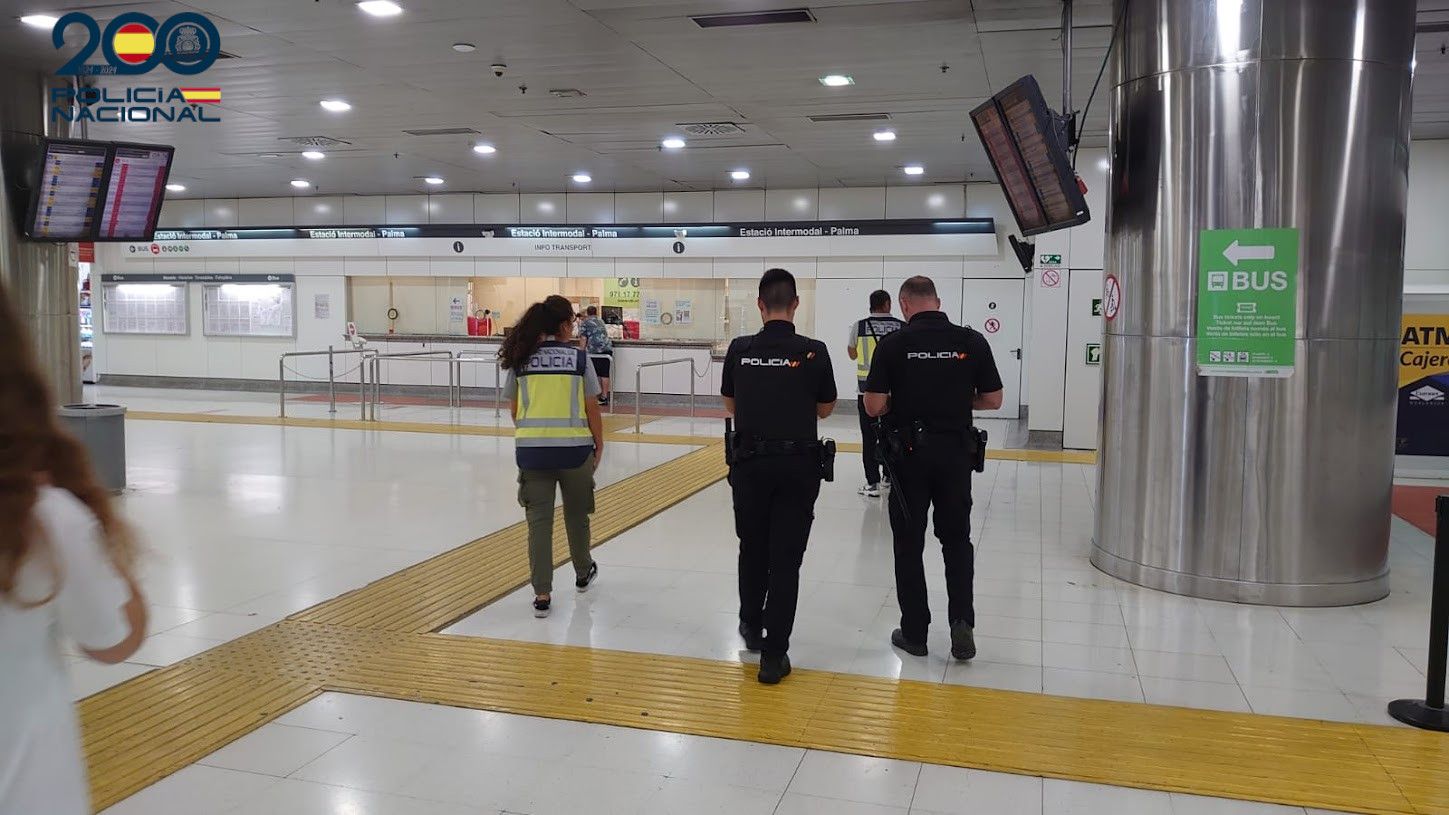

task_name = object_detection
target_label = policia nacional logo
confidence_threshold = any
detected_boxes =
[1396,315,1449,456]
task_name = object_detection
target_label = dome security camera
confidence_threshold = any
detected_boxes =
[491,63,507,78]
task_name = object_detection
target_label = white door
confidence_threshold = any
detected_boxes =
[960,279,1024,419]
[816,277,885,399]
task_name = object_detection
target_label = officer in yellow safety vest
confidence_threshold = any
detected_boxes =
[499,294,604,618]
[846,290,905,497]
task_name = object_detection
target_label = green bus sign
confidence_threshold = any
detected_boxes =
[1195,228,1299,378]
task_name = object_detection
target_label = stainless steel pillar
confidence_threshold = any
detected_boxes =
[0,68,82,404]
[1093,0,1417,606]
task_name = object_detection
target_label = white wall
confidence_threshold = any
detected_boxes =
[109,186,1025,392]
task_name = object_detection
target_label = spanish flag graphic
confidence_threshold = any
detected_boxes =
[112,22,155,65]
[179,88,222,104]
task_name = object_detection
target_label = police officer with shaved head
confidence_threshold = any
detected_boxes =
[863,275,1003,662]
[721,268,837,684]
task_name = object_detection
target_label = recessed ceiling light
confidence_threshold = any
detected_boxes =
[661,137,686,150]
[571,173,592,183]
[302,150,325,160]
[259,153,280,159]
[902,164,925,176]
[819,74,854,87]
[472,143,496,154]
[319,99,352,112]
[356,1,402,17]
[730,169,750,181]
[20,14,58,28]
[164,183,186,192]
[872,129,896,142]
[290,179,311,188]
[423,176,445,185]
[452,42,476,53]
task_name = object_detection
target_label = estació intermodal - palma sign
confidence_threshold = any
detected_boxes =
[1195,228,1300,378]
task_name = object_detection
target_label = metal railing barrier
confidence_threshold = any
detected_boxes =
[366,351,456,420]
[634,357,697,433]
[279,347,377,420]
[452,352,503,418]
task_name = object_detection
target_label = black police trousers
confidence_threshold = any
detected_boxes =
[729,454,822,656]
[886,434,975,643]
[857,396,881,486]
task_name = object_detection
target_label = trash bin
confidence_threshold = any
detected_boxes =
[57,404,126,492]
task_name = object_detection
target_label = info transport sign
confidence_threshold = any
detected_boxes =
[1195,228,1299,378]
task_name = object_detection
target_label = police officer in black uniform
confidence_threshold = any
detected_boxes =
[721,268,837,684]
[864,276,1003,662]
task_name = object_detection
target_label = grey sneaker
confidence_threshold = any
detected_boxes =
[950,620,976,661]
[533,597,551,618]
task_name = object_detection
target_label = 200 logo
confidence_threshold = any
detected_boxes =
[53,11,222,76]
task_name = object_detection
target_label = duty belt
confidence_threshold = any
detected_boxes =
[738,438,821,458]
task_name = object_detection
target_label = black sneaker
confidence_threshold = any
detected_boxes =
[950,620,976,661]
[533,597,551,618]
[758,653,792,684]
[575,562,599,592]
[738,622,764,652]
[891,628,928,657]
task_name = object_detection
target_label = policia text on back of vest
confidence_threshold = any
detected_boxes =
[513,342,592,465]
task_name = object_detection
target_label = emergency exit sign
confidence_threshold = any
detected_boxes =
[1085,344,1101,365]
[1091,298,1102,317]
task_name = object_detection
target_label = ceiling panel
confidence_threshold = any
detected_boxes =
[0,0,1442,195]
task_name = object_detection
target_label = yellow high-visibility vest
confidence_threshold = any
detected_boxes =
[856,316,904,383]
[515,342,591,456]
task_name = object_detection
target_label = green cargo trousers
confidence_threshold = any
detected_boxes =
[518,456,596,595]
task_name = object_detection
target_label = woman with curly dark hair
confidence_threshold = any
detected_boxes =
[499,294,603,618]
[0,282,147,814]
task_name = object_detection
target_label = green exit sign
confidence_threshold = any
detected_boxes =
[1039,253,1063,266]
[1085,344,1102,365]
[1091,298,1102,317]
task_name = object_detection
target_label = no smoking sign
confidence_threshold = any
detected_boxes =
[1041,269,1062,288]
[983,318,1001,334]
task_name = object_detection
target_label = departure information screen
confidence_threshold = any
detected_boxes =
[970,75,1091,237]
[97,145,174,241]
[27,141,109,241]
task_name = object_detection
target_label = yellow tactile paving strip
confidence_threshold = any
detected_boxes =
[79,418,1444,814]
[128,410,1098,463]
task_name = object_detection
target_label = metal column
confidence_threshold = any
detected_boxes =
[1092,0,1417,606]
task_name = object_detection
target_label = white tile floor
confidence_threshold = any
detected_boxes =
[68,389,693,700]
[100,693,1347,815]
[70,386,1444,814]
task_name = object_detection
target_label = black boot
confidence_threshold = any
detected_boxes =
[950,620,976,661]
[891,628,928,657]
[738,622,764,652]
[758,653,792,684]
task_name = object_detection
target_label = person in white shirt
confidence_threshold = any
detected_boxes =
[0,282,147,815]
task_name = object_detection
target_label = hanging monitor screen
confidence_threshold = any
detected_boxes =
[970,75,1090,237]
[96,143,174,242]
[24,139,111,241]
